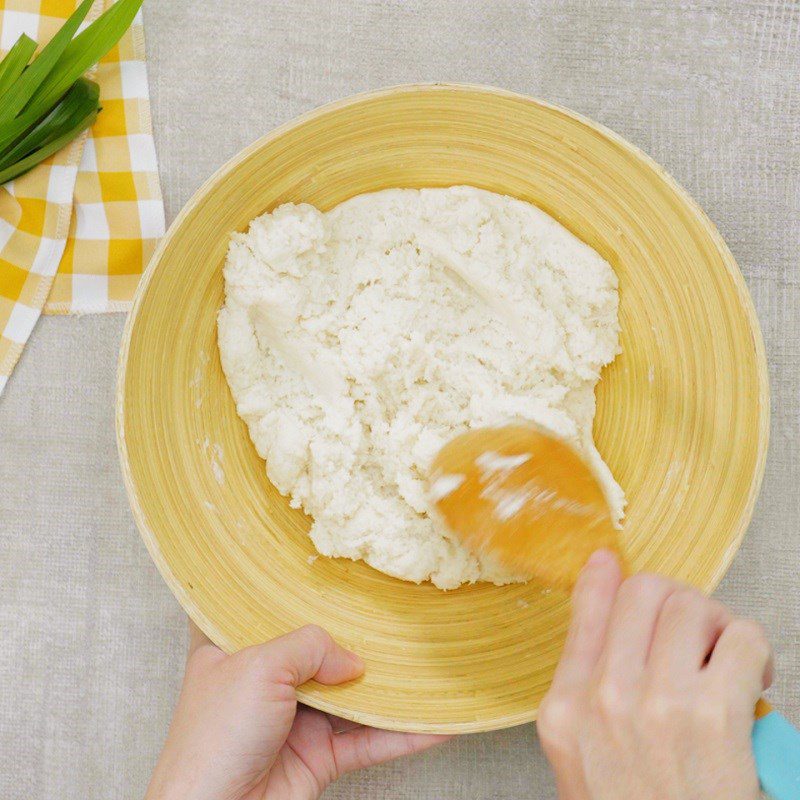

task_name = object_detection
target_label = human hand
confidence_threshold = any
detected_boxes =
[538,550,773,800]
[145,623,448,800]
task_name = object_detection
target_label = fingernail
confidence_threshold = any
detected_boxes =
[587,549,616,567]
[347,651,365,671]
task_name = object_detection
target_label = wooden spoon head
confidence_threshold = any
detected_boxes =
[430,425,625,589]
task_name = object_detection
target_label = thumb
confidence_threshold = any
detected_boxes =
[253,624,364,687]
[333,728,450,775]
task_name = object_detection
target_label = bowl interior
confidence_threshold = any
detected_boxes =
[118,85,768,733]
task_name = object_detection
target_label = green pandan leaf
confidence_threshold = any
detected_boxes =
[0,78,100,170]
[0,106,98,185]
[24,0,144,121]
[0,0,95,126]
[0,34,37,97]
[0,0,145,185]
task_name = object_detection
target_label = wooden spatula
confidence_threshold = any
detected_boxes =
[430,423,800,799]
[429,423,625,588]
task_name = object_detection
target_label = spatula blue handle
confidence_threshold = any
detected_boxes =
[753,700,800,799]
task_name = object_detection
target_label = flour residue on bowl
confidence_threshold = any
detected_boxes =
[217,186,624,589]
[201,437,226,486]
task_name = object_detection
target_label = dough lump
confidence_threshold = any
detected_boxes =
[218,186,624,589]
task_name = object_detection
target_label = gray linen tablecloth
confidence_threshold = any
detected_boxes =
[1,2,798,797]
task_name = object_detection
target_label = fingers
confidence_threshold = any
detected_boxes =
[598,573,678,688]
[648,589,731,682]
[707,618,773,712]
[551,550,623,691]
[539,550,621,800]
[333,727,451,775]
[539,559,774,800]
[250,625,364,687]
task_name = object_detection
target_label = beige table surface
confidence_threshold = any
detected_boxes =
[2,1,799,797]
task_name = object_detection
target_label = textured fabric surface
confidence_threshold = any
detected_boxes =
[1,1,799,798]
[42,3,164,315]
[0,0,164,395]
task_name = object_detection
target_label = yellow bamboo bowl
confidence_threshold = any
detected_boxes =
[116,84,768,733]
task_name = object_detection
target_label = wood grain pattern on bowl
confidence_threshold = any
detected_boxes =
[116,84,769,733]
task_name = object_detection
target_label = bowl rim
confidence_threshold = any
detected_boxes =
[116,82,770,733]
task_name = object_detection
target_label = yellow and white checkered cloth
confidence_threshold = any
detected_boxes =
[0,0,163,395]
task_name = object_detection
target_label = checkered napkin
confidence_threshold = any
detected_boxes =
[0,0,164,395]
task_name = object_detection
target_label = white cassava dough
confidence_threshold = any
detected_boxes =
[217,186,624,589]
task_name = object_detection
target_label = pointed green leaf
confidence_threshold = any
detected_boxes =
[24,0,144,121]
[0,78,99,169]
[0,34,37,97]
[0,97,51,154]
[0,0,96,126]
[0,0,144,186]
[0,106,98,185]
